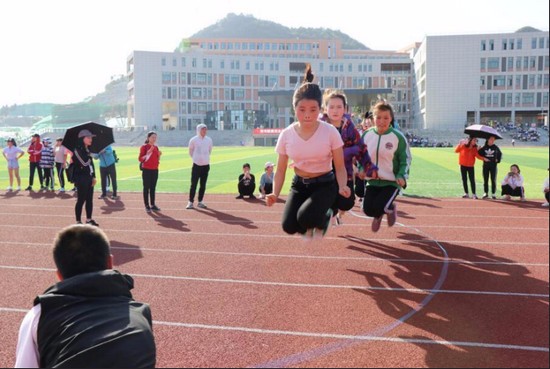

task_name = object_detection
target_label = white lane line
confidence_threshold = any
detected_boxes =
[0,265,547,298]
[2,241,548,267]
[0,307,547,353]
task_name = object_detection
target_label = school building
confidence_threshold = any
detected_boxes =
[126,28,549,138]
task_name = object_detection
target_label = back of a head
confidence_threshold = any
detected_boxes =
[293,64,322,108]
[53,225,111,279]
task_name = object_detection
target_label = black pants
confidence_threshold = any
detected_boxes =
[545,192,550,203]
[42,167,54,188]
[29,162,43,187]
[332,179,356,215]
[100,164,118,196]
[355,178,365,199]
[362,185,400,219]
[189,164,210,202]
[460,165,476,195]
[74,175,94,222]
[142,169,159,208]
[238,183,255,197]
[483,163,498,195]
[501,185,524,198]
[262,183,273,195]
[55,163,65,189]
[282,175,337,235]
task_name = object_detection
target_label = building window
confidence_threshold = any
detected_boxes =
[489,40,494,50]
[161,57,166,66]
[481,40,486,51]
[502,39,507,50]
[487,57,499,70]
[510,40,515,50]
[517,38,523,49]
[480,58,486,70]
[532,38,537,49]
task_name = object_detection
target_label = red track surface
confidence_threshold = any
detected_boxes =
[0,192,548,367]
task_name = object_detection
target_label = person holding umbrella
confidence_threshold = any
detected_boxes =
[72,130,99,226]
[478,135,503,200]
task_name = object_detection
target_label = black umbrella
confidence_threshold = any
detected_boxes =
[464,124,503,140]
[62,122,115,153]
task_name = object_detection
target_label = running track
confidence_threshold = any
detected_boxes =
[0,191,548,367]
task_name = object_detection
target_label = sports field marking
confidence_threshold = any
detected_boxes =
[2,241,548,267]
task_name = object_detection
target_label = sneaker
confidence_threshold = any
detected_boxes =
[387,204,397,227]
[145,206,152,213]
[16,186,21,191]
[98,194,107,199]
[197,202,207,209]
[491,195,497,200]
[503,195,511,201]
[59,188,66,193]
[151,205,161,212]
[76,221,83,225]
[542,203,550,207]
[6,186,12,192]
[86,220,99,227]
[40,186,47,191]
[25,186,32,191]
[482,193,489,199]
[236,195,244,199]
[71,187,77,192]
[462,194,470,199]
[472,194,478,200]
[259,194,266,199]
[111,195,119,200]
[371,216,383,233]
[186,202,194,210]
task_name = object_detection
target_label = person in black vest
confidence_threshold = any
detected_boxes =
[14,224,156,368]
[236,163,256,199]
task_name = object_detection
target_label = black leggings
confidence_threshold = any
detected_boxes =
[100,164,118,196]
[189,164,210,202]
[282,176,337,235]
[74,175,94,222]
[142,169,159,208]
[56,163,65,189]
[362,185,400,219]
[332,179,356,215]
[460,165,476,195]
[483,163,498,195]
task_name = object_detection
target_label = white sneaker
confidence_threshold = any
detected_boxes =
[186,202,194,210]
[6,186,12,192]
[542,203,550,207]
[59,188,65,193]
[259,194,266,199]
[197,202,207,209]
[16,186,21,191]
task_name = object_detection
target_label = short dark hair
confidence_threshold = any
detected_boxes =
[53,225,111,279]
[243,163,251,168]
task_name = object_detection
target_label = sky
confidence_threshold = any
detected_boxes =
[0,0,548,107]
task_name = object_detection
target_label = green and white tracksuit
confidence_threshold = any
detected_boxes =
[362,127,412,218]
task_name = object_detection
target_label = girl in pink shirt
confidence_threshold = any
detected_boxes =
[266,66,350,240]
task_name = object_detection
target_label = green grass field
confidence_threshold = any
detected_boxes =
[1,146,548,199]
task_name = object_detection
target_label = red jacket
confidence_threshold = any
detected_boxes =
[455,143,483,167]
[27,141,43,163]
[139,144,160,170]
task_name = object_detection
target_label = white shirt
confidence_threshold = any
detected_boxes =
[188,135,213,166]
[15,304,41,368]
[3,146,24,160]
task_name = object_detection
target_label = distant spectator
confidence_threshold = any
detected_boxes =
[94,145,119,200]
[187,124,213,210]
[236,163,256,199]
[14,224,156,368]
[259,162,275,199]
[454,136,484,199]
[3,138,24,191]
[54,138,69,193]
[25,134,44,191]
[478,136,502,200]
[501,164,525,201]
[39,138,55,191]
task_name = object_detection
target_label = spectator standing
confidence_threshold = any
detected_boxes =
[139,132,162,213]
[72,130,99,226]
[501,164,526,201]
[25,134,44,191]
[14,224,156,368]
[236,163,256,199]
[54,138,69,193]
[94,145,119,200]
[259,162,275,199]
[454,136,484,199]
[3,138,25,191]
[40,138,55,191]
[187,123,213,209]
[478,136,503,200]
